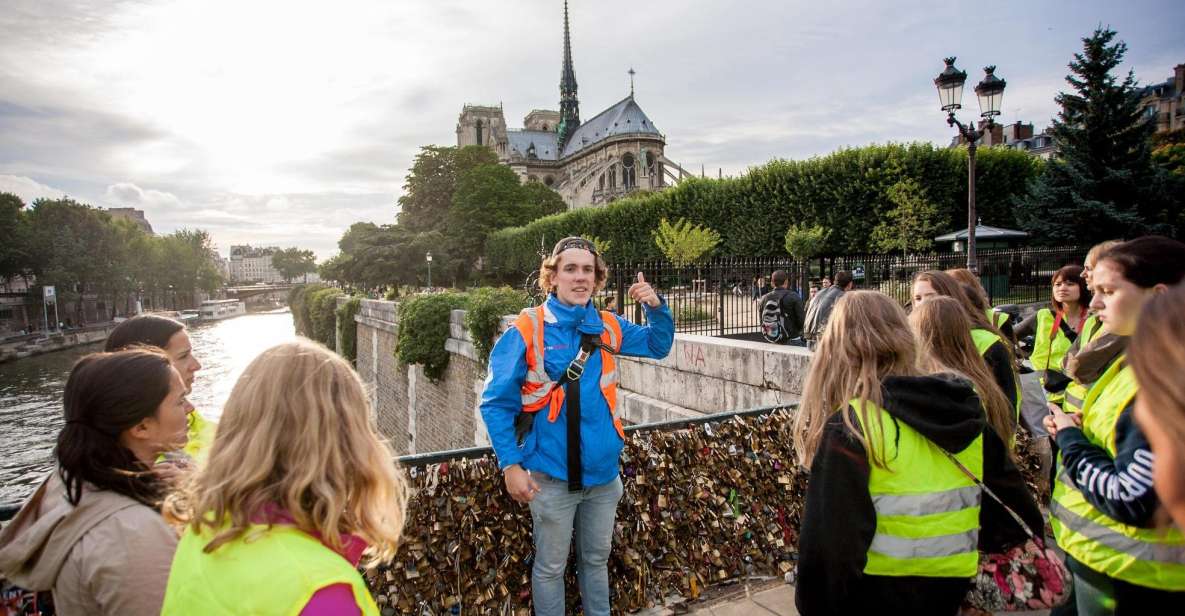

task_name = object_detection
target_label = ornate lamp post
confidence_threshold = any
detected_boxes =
[425,252,433,290]
[935,58,1006,273]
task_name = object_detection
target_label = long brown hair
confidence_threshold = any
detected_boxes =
[946,268,990,311]
[792,291,922,468]
[910,296,1016,447]
[915,270,1013,356]
[56,348,175,506]
[164,339,408,566]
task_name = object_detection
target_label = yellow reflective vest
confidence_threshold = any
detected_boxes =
[851,399,983,578]
[1050,357,1185,590]
[184,412,216,460]
[162,522,379,615]
[1062,315,1104,415]
[970,328,1021,423]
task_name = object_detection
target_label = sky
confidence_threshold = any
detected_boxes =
[1,0,1182,260]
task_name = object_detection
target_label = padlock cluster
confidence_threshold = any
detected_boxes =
[364,408,1044,614]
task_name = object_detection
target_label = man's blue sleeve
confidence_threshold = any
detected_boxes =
[480,328,529,470]
[615,298,674,360]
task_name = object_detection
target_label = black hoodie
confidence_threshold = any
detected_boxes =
[794,374,1043,616]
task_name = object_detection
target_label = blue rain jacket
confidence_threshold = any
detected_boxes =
[480,294,674,487]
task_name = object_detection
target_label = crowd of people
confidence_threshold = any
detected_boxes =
[0,234,1184,615]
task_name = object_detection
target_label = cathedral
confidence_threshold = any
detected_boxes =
[455,1,689,210]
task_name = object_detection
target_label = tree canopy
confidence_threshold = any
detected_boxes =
[1014,27,1182,243]
[271,247,317,282]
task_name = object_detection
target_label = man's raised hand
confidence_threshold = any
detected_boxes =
[628,271,660,308]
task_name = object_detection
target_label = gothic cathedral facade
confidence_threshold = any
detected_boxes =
[455,2,686,210]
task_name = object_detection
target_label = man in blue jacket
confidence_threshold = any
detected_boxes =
[480,237,674,616]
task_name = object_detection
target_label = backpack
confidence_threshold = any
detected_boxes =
[760,289,790,343]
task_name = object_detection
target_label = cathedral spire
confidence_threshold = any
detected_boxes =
[558,0,580,148]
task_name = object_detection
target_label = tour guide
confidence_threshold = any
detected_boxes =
[480,237,674,616]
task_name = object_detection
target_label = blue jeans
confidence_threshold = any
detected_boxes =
[528,473,624,616]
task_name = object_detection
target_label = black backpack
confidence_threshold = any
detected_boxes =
[760,289,790,343]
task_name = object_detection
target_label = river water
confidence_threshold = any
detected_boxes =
[0,310,297,505]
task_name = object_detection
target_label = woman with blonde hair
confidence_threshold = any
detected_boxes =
[793,291,1038,615]
[161,339,408,615]
[1130,283,1185,530]
[913,270,1019,425]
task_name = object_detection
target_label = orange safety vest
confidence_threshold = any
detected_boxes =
[512,305,625,439]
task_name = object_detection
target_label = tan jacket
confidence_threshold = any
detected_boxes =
[0,472,177,616]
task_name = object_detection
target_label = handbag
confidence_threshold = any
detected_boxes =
[942,450,1073,612]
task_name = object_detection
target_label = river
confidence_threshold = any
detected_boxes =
[0,310,298,505]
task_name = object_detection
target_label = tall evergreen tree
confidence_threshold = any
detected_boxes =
[1015,27,1177,244]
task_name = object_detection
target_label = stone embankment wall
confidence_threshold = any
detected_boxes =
[0,324,116,364]
[349,299,811,454]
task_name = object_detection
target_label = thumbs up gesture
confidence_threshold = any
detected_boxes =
[628,272,661,308]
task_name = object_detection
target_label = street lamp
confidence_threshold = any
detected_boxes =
[425,252,433,290]
[935,57,1006,274]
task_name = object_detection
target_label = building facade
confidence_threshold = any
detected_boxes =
[1140,64,1185,134]
[105,207,154,234]
[455,1,689,209]
[228,245,284,283]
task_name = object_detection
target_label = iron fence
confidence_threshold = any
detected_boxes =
[596,246,1085,336]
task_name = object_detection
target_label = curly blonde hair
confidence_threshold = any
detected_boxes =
[164,339,408,567]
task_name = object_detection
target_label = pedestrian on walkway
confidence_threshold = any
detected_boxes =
[758,269,805,345]
[479,237,674,616]
[161,339,409,615]
[0,348,188,615]
[803,271,852,346]
[1044,236,1185,614]
[792,291,1038,615]
[1129,283,1185,531]
[105,314,214,462]
[913,270,1019,429]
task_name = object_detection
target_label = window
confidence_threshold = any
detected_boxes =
[0,307,13,320]
[542,123,548,131]
[475,119,484,145]
[544,176,554,187]
[621,153,636,189]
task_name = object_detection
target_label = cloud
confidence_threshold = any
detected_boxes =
[0,175,67,204]
[104,182,183,208]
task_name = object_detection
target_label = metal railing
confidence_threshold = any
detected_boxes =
[599,246,1085,336]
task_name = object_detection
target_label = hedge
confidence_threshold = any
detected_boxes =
[395,292,471,381]
[463,287,531,364]
[336,296,363,365]
[288,283,328,337]
[308,287,344,348]
[485,142,1041,274]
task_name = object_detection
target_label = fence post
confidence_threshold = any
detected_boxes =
[615,265,626,321]
[718,260,726,337]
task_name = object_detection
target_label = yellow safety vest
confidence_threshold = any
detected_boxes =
[162,522,380,616]
[1050,358,1185,590]
[184,412,216,460]
[970,328,1021,423]
[986,308,1009,330]
[1062,315,1104,415]
[851,399,983,578]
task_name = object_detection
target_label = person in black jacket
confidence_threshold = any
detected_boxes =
[757,269,805,344]
[791,291,1041,616]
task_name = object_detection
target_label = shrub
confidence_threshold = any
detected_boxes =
[308,288,344,348]
[336,296,363,364]
[675,305,714,323]
[465,287,530,364]
[485,143,1040,274]
[288,283,328,336]
[396,292,470,381]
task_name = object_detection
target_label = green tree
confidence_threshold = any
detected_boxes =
[447,164,546,280]
[272,247,317,282]
[652,218,720,267]
[0,193,30,285]
[870,179,943,255]
[1015,27,1178,243]
[396,145,498,232]
[520,181,568,218]
[783,224,828,260]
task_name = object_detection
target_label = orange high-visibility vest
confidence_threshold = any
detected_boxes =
[512,305,625,439]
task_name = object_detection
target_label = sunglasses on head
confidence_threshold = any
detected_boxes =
[553,238,597,256]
